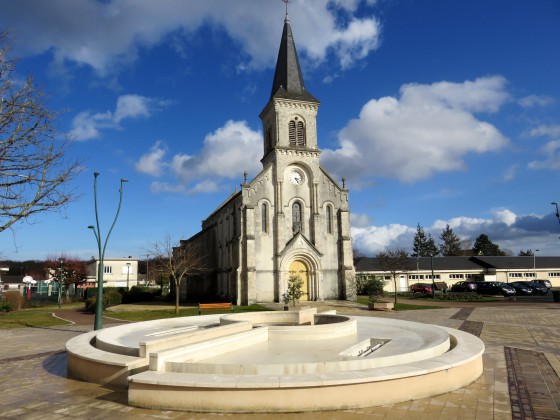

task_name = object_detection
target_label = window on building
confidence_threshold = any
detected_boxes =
[465,274,474,278]
[410,275,424,280]
[524,273,536,278]
[289,121,296,146]
[549,272,560,277]
[292,201,302,233]
[449,274,464,279]
[289,119,305,147]
[509,273,523,278]
[104,265,112,274]
[297,121,305,146]
[326,205,333,234]
[426,274,441,280]
[261,203,268,233]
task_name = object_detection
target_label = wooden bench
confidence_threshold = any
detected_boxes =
[198,302,234,315]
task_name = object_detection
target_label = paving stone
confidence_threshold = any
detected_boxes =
[2,301,560,418]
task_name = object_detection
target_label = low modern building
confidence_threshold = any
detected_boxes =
[85,258,139,289]
[355,256,560,292]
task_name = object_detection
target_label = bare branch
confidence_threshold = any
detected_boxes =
[0,32,81,234]
[147,234,207,314]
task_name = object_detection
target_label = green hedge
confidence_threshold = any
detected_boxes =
[84,288,123,313]
[121,286,162,304]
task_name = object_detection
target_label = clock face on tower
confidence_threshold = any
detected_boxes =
[289,170,304,185]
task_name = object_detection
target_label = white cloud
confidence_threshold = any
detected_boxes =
[518,94,554,108]
[527,124,560,170]
[502,165,518,182]
[528,124,560,138]
[1,0,381,76]
[321,76,510,184]
[140,120,262,194]
[351,212,372,228]
[353,208,558,256]
[172,120,262,183]
[135,141,167,176]
[351,224,413,255]
[70,94,159,141]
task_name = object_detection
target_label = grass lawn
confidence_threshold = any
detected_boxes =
[104,304,272,322]
[0,305,75,329]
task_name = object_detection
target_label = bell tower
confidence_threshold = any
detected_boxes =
[259,13,320,162]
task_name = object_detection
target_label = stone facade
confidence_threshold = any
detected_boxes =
[183,16,355,305]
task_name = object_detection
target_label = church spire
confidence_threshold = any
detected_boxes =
[270,11,318,103]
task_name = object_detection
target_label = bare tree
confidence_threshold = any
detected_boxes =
[149,235,207,315]
[376,248,409,305]
[0,32,80,234]
[44,254,86,297]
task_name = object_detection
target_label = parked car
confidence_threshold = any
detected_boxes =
[474,281,516,297]
[410,283,433,294]
[509,282,534,295]
[533,279,552,290]
[450,281,479,292]
[521,281,549,295]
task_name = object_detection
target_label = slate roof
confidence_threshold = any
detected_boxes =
[354,256,560,272]
[270,16,319,103]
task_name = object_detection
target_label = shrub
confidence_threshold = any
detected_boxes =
[84,288,123,313]
[121,286,161,304]
[2,291,23,311]
[438,292,483,302]
[0,301,13,312]
[366,277,386,301]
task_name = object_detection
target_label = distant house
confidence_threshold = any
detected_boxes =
[85,258,139,289]
[354,256,560,292]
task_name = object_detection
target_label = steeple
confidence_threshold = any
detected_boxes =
[270,15,318,103]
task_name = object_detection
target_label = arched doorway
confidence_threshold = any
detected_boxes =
[289,260,309,301]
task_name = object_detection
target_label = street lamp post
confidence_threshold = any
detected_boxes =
[430,255,436,298]
[58,258,64,308]
[88,173,128,331]
[552,202,560,224]
[533,249,540,275]
[146,254,149,286]
[126,262,131,290]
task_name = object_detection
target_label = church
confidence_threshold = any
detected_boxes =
[182,13,355,305]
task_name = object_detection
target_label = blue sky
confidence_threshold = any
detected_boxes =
[1,0,559,261]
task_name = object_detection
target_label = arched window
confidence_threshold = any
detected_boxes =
[292,201,302,233]
[297,121,305,146]
[261,203,268,233]
[288,119,306,147]
[326,205,333,234]
[289,121,296,146]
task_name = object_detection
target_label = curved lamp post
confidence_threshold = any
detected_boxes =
[88,173,128,330]
[58,258,64,308]
[552,202,560,224]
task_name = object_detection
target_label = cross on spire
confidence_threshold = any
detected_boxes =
[282,0,290,19]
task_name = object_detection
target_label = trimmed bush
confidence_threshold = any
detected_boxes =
[2,291,23,311]
[84,288,123,313]
[121,286,162,304]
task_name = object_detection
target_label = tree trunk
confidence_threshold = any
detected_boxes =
[174,276,180,315]
[393,275,398,305]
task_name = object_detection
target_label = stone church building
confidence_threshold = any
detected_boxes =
[183,15,355,305]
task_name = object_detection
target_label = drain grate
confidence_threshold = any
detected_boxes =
[340,338,390,358]
[451,307,474,320]
[459,320,483,337]
[505,346,560,419]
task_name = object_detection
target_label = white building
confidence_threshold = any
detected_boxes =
[86,258,139,289]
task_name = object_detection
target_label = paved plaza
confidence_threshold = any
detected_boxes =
[1,299,560,419]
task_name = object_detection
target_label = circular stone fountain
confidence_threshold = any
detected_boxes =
[66,308,484,413]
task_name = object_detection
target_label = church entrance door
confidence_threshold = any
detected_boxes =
[289,260,309,301]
